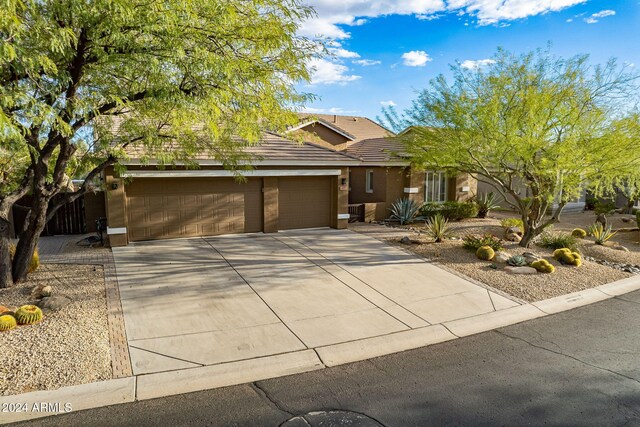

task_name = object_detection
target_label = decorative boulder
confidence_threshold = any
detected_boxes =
[504,266,538,275]
[505,233,522,242]
[36,295,71,312]
[30,284,53,300]
[400,236,411,244]
[522,252,541,264]
[493,252,510,263]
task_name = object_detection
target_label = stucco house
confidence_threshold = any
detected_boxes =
[290,114,477,221]
[102,113,477,246]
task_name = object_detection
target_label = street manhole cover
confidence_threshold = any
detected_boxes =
[282,410,385,426]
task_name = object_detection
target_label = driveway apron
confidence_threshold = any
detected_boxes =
[112,229,520,376]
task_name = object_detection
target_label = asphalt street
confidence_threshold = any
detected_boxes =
[14,290,640,427]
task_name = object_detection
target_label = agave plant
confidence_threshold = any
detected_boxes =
[388,198,422,225]
[587,223,617,245]
[425,213,452,243]
[507,255,527,267]
[475,192,501,218]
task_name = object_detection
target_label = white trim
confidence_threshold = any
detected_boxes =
[121,159,360,167]
[337,213,350,220]
[285,120,356,141]
[365,169,374,193]
[425,170,448,203]
[107,227,127,235]
[404,187,419,194]
[120,169,342,178]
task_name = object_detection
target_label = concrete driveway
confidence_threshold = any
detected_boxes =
[112,229,520,376]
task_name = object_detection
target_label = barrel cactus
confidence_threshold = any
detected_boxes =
[531,259,555,273]
[0,315,17,331]
[476,245,495,261]
[507,255,527,267]
[553,248,582,267]
[571,228,587,239]
[15,305,43,325]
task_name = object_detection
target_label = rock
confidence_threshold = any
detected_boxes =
[400,236,411,244]
[522,252,541,264]
[504,266,538,275]
[494,252,510,263]
[596,214,607,228]
[613,245,630,252]
[30,284,53,300]
[505,226,523,237]
[505,233,522,242]
[36,295,71,312]
[621,217,633,223]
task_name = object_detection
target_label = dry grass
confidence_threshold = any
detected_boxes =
[0,264,111,395]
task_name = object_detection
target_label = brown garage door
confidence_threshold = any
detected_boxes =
[278,176,332,230]
[126,178,262,241]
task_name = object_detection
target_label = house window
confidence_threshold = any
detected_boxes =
[365,170,374,193]
[425,171,447,202]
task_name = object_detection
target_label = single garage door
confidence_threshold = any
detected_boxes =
[126,178,262,241]
[278,176,332,230]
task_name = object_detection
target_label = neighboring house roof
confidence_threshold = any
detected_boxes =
[286,118,357,141]
[122,131,361,166]
[296,113,394,142]
[345,137,410,166]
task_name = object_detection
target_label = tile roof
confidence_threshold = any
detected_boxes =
[296,113,394,142]
[345,137,410,165]
[122,131,360,165]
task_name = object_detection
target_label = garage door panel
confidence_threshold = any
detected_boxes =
[279,177,331,230]
[126,178,262,242]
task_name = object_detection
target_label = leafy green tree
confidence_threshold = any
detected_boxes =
[385,48,640,247]
[0,0,316,287]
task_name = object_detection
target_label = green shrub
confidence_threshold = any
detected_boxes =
[421,201,478,221]
[594,200,616,215]
[476,246,495,261]
[389,198,422,225]
[463,234,503,251]
[585,196,598,211]
[553,248,582,267]
[587,223,617,245]
[538,232,580,252]
[475,192,500,218]
[500,218,524,231]
[531,259,555,273]
[571,228,587,238]
[424,213,452,243]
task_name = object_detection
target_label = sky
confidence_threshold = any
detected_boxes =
[296,0,640,122]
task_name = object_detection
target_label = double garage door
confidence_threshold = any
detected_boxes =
[126,177,332,242]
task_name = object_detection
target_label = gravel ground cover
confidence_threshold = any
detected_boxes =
[352,220,632,303]
[0,263,111,396]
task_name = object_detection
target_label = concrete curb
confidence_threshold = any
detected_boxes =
[4,275,640,424]
[0,377,135,424]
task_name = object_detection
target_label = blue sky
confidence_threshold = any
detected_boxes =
[297,0,640,121]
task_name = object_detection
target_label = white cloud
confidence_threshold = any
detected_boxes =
[417,13,442,20]
[301,106,359,114]
[380,100,396,107]
[308,58,361,85]
[353,59,381,66]
[460,58,496,69]
[299,0,586,39]
[584,9,615,24]
[329,47,360,58]
[402,50,432,67]
[566,18,573,22]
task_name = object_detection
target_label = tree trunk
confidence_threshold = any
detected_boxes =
[12,197,49,283]
[519,227,537,248]
[0,217,13,288]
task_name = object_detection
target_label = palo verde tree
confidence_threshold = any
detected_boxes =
[384,48,640,247]
[0,0,317,287]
